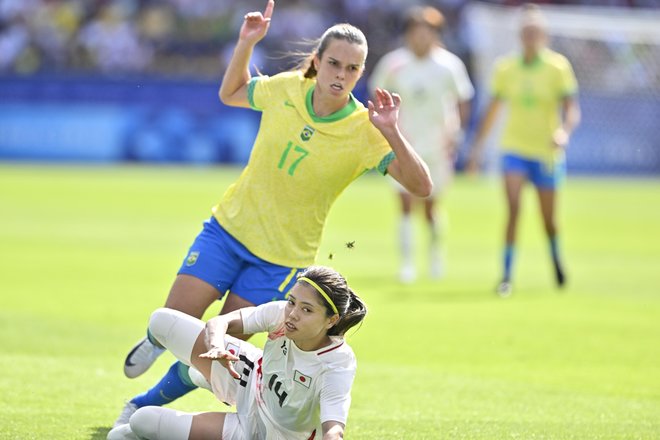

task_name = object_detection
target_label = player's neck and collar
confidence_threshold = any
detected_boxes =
[289,334,343,354]
[306,85,357,123]
[521,48,547,68]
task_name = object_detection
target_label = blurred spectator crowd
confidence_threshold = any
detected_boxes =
[0,0,658,79]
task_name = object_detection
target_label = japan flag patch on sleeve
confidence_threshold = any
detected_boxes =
[294,370,311,388]
[225,342,240,357]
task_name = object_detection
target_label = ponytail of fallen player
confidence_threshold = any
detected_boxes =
[296,266,367,336]
[292,23,368,79]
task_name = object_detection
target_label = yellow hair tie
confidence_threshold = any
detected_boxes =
[298,277,339,315]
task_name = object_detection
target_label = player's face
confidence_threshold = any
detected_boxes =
[314,39,366,99]
[520,25,547,54]
[406,24,437,58]
[284,284,338,351]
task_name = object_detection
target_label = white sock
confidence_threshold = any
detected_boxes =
[148,308,204,366]
[400,215,413,267]
[130,406,193,440]
[188,366,212,392]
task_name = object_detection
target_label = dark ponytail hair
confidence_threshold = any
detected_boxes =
[296,266,367,336]
[296,23,368,79]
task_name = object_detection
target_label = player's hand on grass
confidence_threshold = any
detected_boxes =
[239,0,274,45]
[199,347,241,379]
[368,88,401,133]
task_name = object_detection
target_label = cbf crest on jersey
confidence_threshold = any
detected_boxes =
[185,251,199,266]
[300,125,315,142]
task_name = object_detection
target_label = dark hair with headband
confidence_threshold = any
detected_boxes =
[296,266,367,336]
[295,23,368,79]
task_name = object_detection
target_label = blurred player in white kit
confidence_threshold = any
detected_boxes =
[370,6,474,283]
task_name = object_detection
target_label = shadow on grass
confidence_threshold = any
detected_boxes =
[89,426,111,439]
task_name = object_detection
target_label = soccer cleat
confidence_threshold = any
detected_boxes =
[113,401,139,428]
[399,263,416,284]
[496,280,512,297]
[106,423,140,440]
[124,337,165,378]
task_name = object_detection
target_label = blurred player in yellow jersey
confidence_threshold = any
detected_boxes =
[468,4,581,296]
[112,0,432,429]
[370,6,474,283]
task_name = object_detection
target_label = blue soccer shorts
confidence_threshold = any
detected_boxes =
[177,217,303,305]
[502,153,565,190]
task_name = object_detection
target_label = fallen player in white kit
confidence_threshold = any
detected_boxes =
[108,265,366,440]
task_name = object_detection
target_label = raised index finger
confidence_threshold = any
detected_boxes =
[263,0,275,20]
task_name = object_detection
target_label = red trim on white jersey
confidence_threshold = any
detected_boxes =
[317,341,344,356]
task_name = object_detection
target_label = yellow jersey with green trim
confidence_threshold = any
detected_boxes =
[212,71,393,268]
[490,48,578,163]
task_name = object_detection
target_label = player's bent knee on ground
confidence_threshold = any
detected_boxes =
[129,406,193,440]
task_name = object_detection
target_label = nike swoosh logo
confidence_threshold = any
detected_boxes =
[124,343,142,367]
[284,100,295,108]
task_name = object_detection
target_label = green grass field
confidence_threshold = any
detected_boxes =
[1,164,659,440]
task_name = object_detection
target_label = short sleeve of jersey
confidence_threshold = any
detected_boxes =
[451,57,475,101]
[558,57,578,97]
[362,125,394,176]
[247,72,298,112]
[490,58,506,99]
[319,365,356,424]
[241,301,286,334]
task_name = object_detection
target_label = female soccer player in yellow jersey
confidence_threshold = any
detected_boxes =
[108,266,366,440]
[467,4,581,297]
[113,0,432,427]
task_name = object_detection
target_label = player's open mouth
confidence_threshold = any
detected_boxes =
[330,83,343,91]
[285,322,297,331]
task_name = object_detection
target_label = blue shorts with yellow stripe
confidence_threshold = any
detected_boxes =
[502,153,565,190]
[178,217,303,305]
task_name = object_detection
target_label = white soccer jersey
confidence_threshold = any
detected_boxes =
[218,301,356,440]
[370,46,474,157]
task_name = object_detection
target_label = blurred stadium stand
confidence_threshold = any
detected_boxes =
[0,0,658,174]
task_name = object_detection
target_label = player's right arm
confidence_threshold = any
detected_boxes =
[198,310,247,378]
[218,0,274,108]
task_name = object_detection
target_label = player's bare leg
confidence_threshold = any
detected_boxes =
[217,292,254,340]
[424,196,444,279]
[537,187,565,288]
[398,191,416,283]
[123,275,220,379]
[498,172,526,296]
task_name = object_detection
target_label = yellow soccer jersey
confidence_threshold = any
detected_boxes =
[491,48,578,163]
[212,71,393,268]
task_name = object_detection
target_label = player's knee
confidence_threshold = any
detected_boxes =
[130,406,193,439]
[129,406,160,438]
[148,307,180,348]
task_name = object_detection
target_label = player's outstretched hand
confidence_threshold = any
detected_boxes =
[199,347,241,379]
[368,88,401,133]
[239,0,274,45]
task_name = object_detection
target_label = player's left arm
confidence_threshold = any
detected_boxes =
[322,421,345,440]
[553,95,581,149]
[369,88,433,198]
